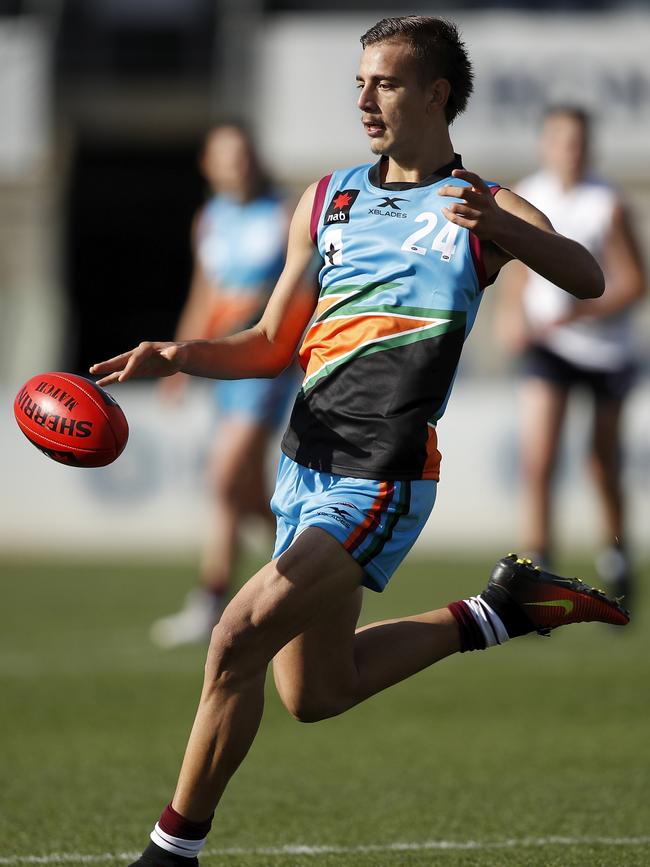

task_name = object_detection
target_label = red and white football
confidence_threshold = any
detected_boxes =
[14,371,129,468]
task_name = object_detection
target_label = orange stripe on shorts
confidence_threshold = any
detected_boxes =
[343,481,395,554]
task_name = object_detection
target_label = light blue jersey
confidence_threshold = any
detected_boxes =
[282,154,501,480]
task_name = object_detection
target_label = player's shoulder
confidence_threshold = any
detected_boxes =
[302,163,373,225]
[313,162,374,188]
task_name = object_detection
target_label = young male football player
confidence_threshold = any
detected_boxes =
[91,17,629,866]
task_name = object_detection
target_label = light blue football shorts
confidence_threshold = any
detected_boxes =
[271,453,437,592]
[216,365,299,430]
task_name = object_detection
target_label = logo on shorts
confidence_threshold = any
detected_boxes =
[324,189,360,225]
[314,502,357,529]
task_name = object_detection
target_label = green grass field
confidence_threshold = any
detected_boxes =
[1,552,649,867]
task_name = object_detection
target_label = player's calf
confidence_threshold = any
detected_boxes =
[448,553,629,651]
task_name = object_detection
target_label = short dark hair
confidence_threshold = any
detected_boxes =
[360,16,474,125]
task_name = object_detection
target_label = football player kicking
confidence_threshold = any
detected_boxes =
[91,17,629,867]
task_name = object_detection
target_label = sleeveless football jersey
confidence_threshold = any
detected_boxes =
[518,171,633,371]
[196,192,288,338]
[281,155,500,481]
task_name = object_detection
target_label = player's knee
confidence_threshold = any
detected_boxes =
[283,697,328,724]
[204,619,261,690]
[280,689,348,724]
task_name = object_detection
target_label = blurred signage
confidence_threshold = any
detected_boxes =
[455,12,650,178]
[254,12,650,181]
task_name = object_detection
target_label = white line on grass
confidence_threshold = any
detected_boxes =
[3,836,650,864]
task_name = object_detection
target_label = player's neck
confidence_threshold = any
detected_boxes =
[382,138,455,184]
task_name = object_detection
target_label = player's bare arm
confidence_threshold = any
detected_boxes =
[438,168,605,299]
[91,184,319,386]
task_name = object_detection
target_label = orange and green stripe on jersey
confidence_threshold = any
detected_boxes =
[299,282,467,395]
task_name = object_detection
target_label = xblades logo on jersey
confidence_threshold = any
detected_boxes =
[324,189,360,225]
[369,196,409,219]
[377,196,408,210]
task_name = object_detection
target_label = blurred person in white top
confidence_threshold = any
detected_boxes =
[498,105,646,602]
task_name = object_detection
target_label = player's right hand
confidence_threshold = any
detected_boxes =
[90,341,187,386]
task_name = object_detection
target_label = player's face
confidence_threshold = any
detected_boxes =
[356,41,443,160]
[201,127,254,197]
[540,114,588,182]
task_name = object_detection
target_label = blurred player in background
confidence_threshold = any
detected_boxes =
[91,18,629,867]
[152,123,295,647]
[497,106,646,602]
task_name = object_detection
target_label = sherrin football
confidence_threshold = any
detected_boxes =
[14,372,129,468]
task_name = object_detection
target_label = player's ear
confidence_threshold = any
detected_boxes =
[427,78,451,115]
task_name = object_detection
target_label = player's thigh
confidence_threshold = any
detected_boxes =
[520,377,569,474]
[214,526,364,671]
[272,586,363,718]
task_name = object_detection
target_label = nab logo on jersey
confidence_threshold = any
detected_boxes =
[324,189,360,225]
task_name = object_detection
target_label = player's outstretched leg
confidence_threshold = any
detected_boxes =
[449,553,630,652]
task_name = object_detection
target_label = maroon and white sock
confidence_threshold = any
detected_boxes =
[150,803,213,859]
[448,596,509,652]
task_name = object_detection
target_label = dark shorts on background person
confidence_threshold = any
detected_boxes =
[522,344,637,402]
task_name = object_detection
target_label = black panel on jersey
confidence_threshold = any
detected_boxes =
[281,328,465,480]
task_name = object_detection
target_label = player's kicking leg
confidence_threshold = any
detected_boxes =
[129,539,628,866]
[273,553,629,727]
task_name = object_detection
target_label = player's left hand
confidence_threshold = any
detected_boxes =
[438,169,502,240]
